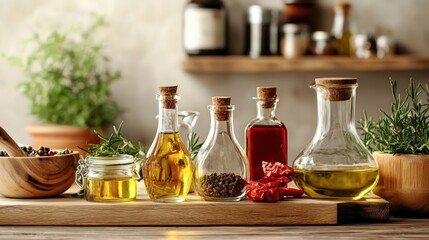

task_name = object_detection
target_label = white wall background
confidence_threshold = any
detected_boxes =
[0,0,428,164]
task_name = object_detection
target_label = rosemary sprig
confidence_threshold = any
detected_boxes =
[359,78,429,155]
[79,121,146,163]
[187,132,203,159]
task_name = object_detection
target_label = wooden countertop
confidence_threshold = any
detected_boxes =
[0,217,428,239]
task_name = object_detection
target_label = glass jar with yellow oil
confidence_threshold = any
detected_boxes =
[293,78,379,200]
[143,86,193,203]
[76,155,138,202]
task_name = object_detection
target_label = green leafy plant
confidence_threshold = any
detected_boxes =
[359,79,429,154]
[6,14,120,128]
[79,121,146,163]
[187,132,203,159]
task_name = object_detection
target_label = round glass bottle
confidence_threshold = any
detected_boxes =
[245,87,287,181]
[293,78,379,200]
[143,86,193,203]
[194,96,248,202]
[75,155,138,202]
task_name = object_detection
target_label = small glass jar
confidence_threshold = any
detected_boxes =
[76,155,138,202]
[311,31,335,56]
[281,23,309,58]
[194,96,248,202]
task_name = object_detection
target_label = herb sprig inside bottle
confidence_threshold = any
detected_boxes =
[79,121,146,163]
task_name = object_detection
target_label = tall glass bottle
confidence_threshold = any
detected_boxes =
[194,96,248,201]
[143,86,193,203]
[184,0,228,56]
[245,87,287,181]
[293,78,379,200]
[331,2,353,56]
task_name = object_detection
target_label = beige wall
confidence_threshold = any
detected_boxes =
[0,0,428,164]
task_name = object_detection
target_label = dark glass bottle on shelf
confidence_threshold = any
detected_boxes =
[183,0,228,56]
[245,87,288,181]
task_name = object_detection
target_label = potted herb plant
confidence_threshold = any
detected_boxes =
[6,15,120,152]
[360,79,429,216]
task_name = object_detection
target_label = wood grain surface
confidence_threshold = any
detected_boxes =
[182,55,429,73]
[0,126,26,157]
[0,217,427,240]
[0,153,79,198]
[0,184,389,226]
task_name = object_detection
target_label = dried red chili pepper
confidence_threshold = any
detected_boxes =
[246,161,304,202]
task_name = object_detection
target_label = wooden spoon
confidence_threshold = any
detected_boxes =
[0,127,26,157]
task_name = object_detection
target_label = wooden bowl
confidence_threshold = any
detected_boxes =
[373,151,429,216]
[0,153,79,198]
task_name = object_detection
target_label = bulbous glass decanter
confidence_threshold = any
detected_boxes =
[194,96,248,202]
[143,86,193,203]
[293,78,378,200]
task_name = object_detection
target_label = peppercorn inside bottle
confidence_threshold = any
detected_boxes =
[194,96,249,202]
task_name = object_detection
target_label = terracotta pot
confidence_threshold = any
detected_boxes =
[27,124,100,154]
[373,151,429,216]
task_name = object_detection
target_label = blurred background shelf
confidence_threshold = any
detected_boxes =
[182,55,429,73]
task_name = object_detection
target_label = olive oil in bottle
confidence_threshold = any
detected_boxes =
[144,132,193,202]
[293,78,379,200]
[294,167,379,200]
[85,176,137,202]
[143,86,193,203]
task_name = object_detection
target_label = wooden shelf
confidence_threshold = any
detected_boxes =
[182,55,429,73]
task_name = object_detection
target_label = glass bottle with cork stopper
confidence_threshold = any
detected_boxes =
[331,2,353,56]
[143,86,193,203]
[293,77,379,200]
[194,96,248,202]
[245,87,287,181]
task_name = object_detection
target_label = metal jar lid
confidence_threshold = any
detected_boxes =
[86,155,135,166]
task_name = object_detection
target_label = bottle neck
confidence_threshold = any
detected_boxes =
[157,98,179,133]
[332,9,350,38]
[208,105,236,140]
[315,87,356,137]
[256,100,277,119]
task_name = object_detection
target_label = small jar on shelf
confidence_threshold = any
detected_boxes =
[310,31,336,56]
[194,96,248,202]
[183,0,228,56]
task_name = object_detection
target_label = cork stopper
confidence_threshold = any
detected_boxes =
[335,1,351,15]
[159,85,178,109]
[257,86,277,108]
[315,77,357,101]
[212,96,231,121]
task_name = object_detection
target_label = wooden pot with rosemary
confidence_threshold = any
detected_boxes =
[359,79,429,216]
[373,152,429,216]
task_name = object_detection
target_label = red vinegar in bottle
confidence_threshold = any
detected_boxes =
[245,87,287,181]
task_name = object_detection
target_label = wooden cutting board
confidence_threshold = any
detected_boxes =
[0,184,389,226]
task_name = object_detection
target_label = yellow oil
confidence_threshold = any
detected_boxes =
[85,176,137,202]
[337,31,353,56]
[144,132,193,202]
[294,167,379,200]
